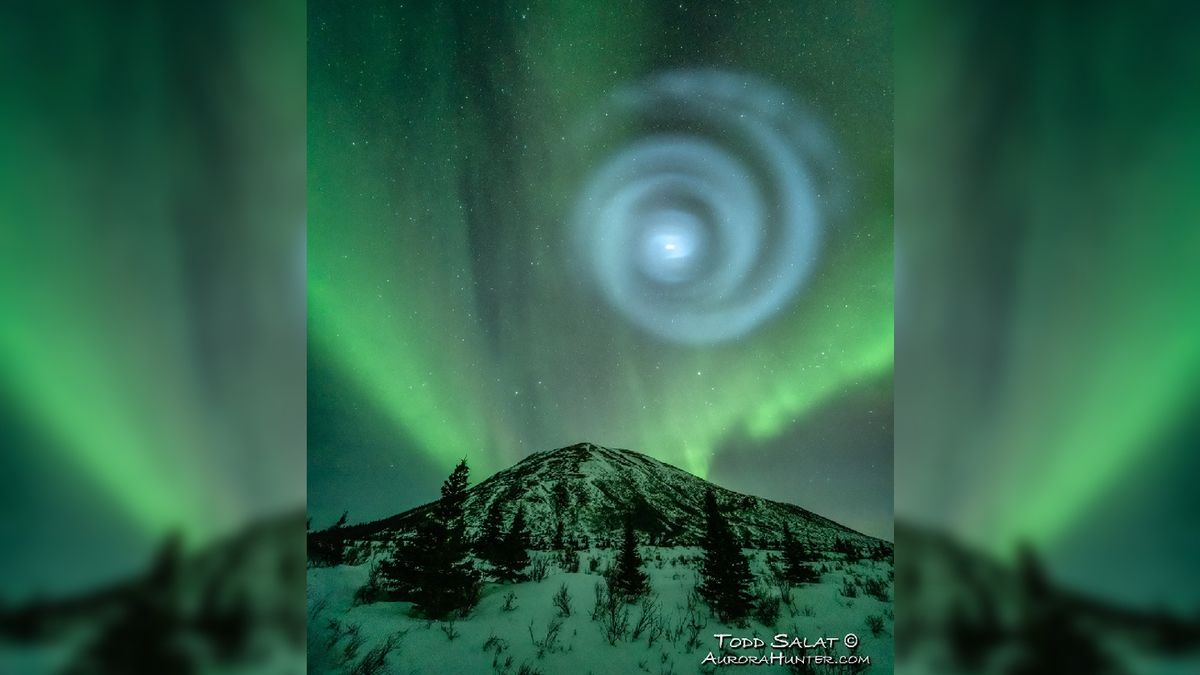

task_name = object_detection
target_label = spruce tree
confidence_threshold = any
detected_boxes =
[781,524,820,585]
[382,459,480,618]
[307,511,350,567]
[833,536,859,559]
[375,531,424,601]
[609,512,649,601]
[494,506,531,582]
[697,489,753,623]
[475,499,506,567]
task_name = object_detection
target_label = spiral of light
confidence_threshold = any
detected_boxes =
[573,70,840,344]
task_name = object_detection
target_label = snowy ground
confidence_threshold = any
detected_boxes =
[308,548,894,674]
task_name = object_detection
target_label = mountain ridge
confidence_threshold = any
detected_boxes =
[329,442,888,552]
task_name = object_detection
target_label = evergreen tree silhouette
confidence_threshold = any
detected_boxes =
[375,533,421,601]
[609,512,649,601]
[381,459,480,618]
[697,489,753,623]
[833,536,859,558]
[68,535,193,674]
[781,524,819,585]
[307,510,349,567]
[474,498,506,567]
[332,510,349,529]
[1010,544,1116,675]
[494,505,531,582]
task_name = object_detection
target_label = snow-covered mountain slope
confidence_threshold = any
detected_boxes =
[337,442,887,552]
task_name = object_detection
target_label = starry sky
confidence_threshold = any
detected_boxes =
[309,1,893,540]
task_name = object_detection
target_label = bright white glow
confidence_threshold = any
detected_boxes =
[572,69,840,344]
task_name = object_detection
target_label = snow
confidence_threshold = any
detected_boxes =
[308,547,894,674]
[311,444,895,673]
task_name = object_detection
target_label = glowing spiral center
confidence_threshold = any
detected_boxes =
[572,70,840,344]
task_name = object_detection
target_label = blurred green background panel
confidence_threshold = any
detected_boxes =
[0,0,305,598]
[896,0,1200,610]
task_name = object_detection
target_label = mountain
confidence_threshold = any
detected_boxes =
[309,443,896,675]
[330,442,886,553]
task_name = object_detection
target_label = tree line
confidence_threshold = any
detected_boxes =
[331,459,830,622]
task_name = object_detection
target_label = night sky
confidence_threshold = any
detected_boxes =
[309,1,893,540]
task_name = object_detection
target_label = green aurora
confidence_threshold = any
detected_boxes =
[308,0,894,537]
